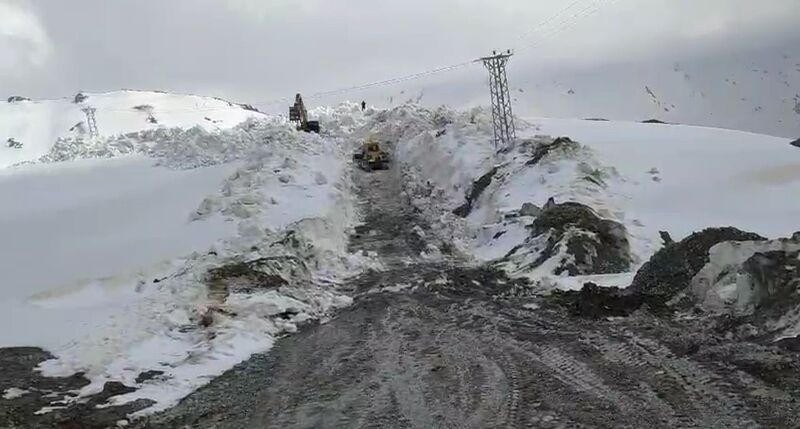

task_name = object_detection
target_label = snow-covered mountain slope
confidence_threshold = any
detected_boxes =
[0,90,264,168]
[0,103,367,414]
[371,104,799,289]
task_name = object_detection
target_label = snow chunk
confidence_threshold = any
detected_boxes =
[3,388,30,399]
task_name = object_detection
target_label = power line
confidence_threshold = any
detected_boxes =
[513,0,589,45]
[87,1,618,117]
[515,0,617,54]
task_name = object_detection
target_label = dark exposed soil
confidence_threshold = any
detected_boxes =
[0,348,152,429]
[453,167,498,218]
[629,227,766,304]
[510,201,632,276]
[525,136,579,166]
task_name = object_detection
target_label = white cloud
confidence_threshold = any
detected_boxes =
[0,1,52,75]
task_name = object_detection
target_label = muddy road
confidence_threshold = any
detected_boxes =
[136,167,800,429]
[3,166,800,428]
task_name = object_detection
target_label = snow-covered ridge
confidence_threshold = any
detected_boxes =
[1,90,265,168]
[368,103,799,290]
[0,95,372,415]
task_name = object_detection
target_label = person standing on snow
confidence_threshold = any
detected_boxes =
[361,101,366,111]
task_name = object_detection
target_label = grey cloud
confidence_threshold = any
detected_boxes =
[1,0,799,136]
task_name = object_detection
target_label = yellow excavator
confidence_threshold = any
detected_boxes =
[289,94,320,133]
[353,138,390,171]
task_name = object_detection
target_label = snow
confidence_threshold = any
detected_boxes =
[0,157,239,305]
[3,388,30,400]
[0,93,365,416]
[533,118,800,241]
[1,94,798,415]
[383,104,799,290]
[692,238,800,312]
[0,90,264,168]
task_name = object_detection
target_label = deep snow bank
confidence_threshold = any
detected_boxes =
[0,110,364,415]
[0,90,264,168]
[690,233,800,342]
[361,104,799,290]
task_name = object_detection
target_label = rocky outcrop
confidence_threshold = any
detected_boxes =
[6,95,29,103]
[525,136,580,166]
[453,167,498,218]
[744,249,800,314]
[629,227,766,304]
[564,283,642,318]
[504,202,632,277]
[73,92,88,103]
[533,202,631,276]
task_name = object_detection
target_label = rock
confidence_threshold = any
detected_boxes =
[504,202,632,276]
[134,370,164,384]
[790,138,800,148]
[543,197,556,210]
[629,227,766,304]
[532,202,632,275]
[525,136,579,166]
[641,119,668,124]
[570,283,643,318]
[742,249,800,314]
[6,138,22,149]
[205,256,306,300]
[73,92,88,103]
[659,231,674,246]
[453,167,498,218]
[519,202,541,217]
[7,95,30,103]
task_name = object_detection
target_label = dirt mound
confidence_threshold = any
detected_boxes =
[206,255,306,301]
[629,227,766,304]
[532,202,632,276]
[504,202,632,277]
[551,283,642,318]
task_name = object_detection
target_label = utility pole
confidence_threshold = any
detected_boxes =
[479,50,516,148]
[82,106,99,138]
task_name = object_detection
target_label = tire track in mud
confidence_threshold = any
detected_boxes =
[134,160,800,429]
[584,331,759,428]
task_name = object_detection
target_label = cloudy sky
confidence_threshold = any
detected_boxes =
[2,0,799,136]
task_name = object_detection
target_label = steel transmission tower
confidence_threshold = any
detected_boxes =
[82,106,99,138]
[479,50,516,147]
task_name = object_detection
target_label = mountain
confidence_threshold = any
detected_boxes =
[0,90,264,168]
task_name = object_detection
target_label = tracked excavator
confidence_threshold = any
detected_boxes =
[289,93,320,133]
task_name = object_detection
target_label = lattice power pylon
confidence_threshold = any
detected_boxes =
[479,50,516,148]
[82,106,99,138]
